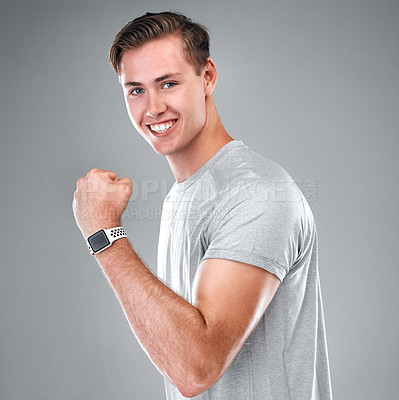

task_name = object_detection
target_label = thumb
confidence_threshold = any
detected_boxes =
[118,177,133,191]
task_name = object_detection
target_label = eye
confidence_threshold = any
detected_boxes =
[129,87,144,96]
[163,82,176,89]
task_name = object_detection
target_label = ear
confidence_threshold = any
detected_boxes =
[203,57,217,96]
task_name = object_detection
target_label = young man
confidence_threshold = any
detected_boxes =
[73,12,333,399]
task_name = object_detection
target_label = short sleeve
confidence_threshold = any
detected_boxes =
[202,182,304,282]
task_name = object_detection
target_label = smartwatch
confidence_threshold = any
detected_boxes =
[86,227,127,255]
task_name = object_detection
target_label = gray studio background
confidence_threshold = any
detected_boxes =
[1,0,398,399]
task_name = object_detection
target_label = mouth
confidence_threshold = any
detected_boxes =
[147,119,178,136]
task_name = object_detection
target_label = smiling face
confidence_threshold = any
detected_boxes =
[119,33,212,157]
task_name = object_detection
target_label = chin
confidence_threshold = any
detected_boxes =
[148,140,179,156]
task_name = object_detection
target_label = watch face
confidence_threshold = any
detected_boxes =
[88,230,110,253]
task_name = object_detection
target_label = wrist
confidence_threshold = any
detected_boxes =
[86,225,126,255]
[82,220,122,240]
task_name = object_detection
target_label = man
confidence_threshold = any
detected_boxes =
[73,11,333,399]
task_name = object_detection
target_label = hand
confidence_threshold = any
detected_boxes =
[73,168,132,238]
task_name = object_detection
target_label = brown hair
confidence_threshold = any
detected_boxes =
[109,11,210,76]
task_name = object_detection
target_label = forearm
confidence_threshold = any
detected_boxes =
[94,237,217,396]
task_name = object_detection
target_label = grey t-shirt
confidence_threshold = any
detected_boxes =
[157,140,333,399]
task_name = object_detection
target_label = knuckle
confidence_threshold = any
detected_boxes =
[87,168,99,176]
[73,188,81,200]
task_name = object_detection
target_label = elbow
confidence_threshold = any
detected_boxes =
[175,359,222,398]
[178,386,205,399]
[177,379,214,399]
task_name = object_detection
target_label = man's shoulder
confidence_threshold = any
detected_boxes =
[209,141,297,195]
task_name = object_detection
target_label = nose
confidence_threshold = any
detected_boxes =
[146,90,167,119]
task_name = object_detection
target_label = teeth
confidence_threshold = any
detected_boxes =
[149,120,176,134]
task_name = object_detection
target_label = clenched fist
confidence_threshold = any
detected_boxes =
[73,168,132,239]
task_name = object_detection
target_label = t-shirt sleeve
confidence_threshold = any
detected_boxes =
[201,184,304,282]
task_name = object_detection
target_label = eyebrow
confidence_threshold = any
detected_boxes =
[124,73,182,87]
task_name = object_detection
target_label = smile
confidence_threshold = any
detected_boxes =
[148,119,177,134]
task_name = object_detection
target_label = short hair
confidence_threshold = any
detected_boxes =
[109,11,210,76]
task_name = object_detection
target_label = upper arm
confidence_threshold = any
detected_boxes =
[192,257,280,382]
[188,178,301,390]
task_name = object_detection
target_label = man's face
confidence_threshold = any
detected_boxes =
[119,34,209,156]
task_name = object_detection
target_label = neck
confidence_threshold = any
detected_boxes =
[166,96,233,183]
